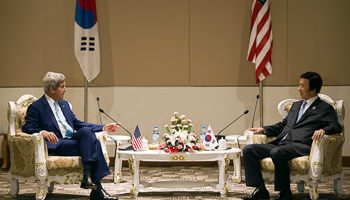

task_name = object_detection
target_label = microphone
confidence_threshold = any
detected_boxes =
[216,110,249,138]
[251,95,260,128]
[97,97,103,125]
[99,108,134,151]
[99,109,132,138]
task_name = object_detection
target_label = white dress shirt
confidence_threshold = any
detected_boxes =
[302,95,318,114]
[44,94,69,138]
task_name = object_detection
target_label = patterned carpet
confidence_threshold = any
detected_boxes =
[0,165,349,200]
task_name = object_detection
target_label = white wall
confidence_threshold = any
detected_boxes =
[0,86,349,158]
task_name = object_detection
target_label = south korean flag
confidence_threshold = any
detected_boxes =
[203,125,218,150]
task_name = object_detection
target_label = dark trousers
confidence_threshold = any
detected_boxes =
[243,143,302,191]
[53,127,110,183]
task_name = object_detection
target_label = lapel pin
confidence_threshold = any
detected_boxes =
[63,105,65,108]
[312,106,316,110]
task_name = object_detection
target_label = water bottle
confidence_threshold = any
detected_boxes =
[200,126,206,144]
[153,126,159,145]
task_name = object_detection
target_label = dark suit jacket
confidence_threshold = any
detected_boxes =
[22,95,104,153]
[263,97,342,156]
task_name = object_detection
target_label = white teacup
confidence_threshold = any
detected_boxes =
[218,138,227,149]
[141,137,148,150]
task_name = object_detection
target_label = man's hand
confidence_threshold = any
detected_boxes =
[103,123,119,132]
[245,127,265,134]
[311,129,325,141]
[41,131,59,145]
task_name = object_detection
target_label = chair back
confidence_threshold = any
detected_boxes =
[318,94,344,127]
[8,94,38,136]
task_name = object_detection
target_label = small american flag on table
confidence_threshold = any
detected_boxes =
[132,125,142,150]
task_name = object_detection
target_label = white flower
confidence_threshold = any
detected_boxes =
[174,131,181,137]
[183,138,193,148]
[178,130,188,139]
[167,133,177,146]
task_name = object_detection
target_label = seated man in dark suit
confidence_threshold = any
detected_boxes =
[22,72,119,200]
[241,72,342,200]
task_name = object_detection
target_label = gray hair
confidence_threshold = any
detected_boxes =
[43,72,66,93]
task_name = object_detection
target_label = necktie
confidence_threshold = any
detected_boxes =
[296,101,307,123]
[54,101,74,138]
[281,101,307,142]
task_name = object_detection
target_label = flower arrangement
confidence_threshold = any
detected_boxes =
[160,112,205,153]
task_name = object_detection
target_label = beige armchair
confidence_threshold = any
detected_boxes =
[244,94,344,200]
[7,94,110,200]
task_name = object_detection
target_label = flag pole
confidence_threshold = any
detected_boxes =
[84,77,88,122]
[259,81,263,127]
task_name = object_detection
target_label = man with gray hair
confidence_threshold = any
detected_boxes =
[23,72,119,200]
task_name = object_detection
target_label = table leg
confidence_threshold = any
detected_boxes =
[129,155,140,197]
[233,153,242,183]
[217,155,228,197]
[134,160,140,196]
[114,152,122,183]
[114,141,123,183]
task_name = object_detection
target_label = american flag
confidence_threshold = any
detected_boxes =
[247,0,273,84]
[132,125,142,150]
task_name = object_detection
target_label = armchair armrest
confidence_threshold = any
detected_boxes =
[308,133,344,182]
[8,101,17,136]
[244,131,276,144]
[95,131,110,166]
[244,131,254,144]
[9,133,47,181]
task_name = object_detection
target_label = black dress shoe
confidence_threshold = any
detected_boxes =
[273,190,293,200]
[81,176,97,190]
[241,188,270,200]
[90,188,118,200]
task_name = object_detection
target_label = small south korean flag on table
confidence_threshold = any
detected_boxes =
[203,125,218,150]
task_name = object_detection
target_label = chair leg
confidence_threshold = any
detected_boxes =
[296,182,304,193]
[48,182,55,193]
[36,181,48,200]
[309,182,319,200]
[10,178,19,198]
[334,178,343,197]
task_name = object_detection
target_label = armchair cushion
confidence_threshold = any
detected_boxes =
[15,107,28,133]
[260,156,310,175]
[47,156,83,176]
